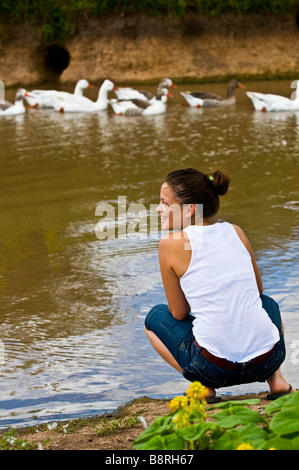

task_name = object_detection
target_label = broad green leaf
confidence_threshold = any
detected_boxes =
[133,415,174,445]
[134,433,185,450]
[262,436,299,450]
[162,433,186,450]
[134,435,163,450]
[213,406,263,428]
[176,421,217,442]
[209,398,261,410]
[269,391,299,436]
[213,423,268,450]
[265,390,297,415]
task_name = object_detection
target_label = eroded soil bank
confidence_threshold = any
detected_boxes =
[1,13,299,87]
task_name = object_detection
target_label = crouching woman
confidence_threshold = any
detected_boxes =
[145,168,293,402]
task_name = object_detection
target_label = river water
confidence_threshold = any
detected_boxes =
[0,79,298,429]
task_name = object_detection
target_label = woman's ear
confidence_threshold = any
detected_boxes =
[184,203,195,218]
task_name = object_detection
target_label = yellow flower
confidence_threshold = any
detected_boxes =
[186,382,209,402]
[169,382,209,428]
[169,396,184,412]
[236,443,254,450]
[181,396,189,409]
[169,394,192,412]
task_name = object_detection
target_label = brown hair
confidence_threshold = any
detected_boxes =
[164,168,231,218]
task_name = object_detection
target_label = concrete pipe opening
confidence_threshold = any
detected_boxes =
[44,44,70,75]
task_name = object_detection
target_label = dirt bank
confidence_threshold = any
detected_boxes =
[8,392,270,450]
[1,13,299,88]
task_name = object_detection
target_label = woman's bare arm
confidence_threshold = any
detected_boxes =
[159,235,190,320]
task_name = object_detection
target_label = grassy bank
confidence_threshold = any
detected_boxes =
[1,0,299,43]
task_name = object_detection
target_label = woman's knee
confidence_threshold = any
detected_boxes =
[261,293,284,334]
[144,304,169,331]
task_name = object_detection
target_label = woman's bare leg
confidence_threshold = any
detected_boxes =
[145,327,216,397]
[266,320,294,394]
[145,327,182,372]
[266,368,295,394]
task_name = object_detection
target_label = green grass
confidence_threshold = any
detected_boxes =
[93,415,141,436]
[0,428,38,450]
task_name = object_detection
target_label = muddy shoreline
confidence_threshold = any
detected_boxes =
[1,13,299,88]
[4,391,272,450]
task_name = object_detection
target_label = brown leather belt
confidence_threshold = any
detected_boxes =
[194,339,276,371]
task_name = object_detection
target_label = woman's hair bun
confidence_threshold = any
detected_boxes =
[207,169,231,196]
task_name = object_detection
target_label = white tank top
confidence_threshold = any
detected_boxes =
[180,222,279,362]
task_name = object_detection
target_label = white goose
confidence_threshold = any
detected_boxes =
[49,79,118,113]
[0,88,28,116]
[115,78,176,103]
[25,79,93,108]
[180,92,204,108]
[109,89,172,116]
[246,80,299,111]
[110,88,172,114]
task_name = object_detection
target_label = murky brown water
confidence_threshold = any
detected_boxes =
[0,79,298,428]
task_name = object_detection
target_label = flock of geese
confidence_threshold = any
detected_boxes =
[1,77,299,116]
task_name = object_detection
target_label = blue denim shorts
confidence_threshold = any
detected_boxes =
[145,294,286,389]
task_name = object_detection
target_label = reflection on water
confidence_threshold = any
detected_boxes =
[0,80,299,428]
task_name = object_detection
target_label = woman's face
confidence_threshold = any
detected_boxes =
[157,182,184,231]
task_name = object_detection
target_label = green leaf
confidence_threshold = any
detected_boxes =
[176,421,217,442]
[213,423,268,450]
[209,398,261,410]
[262,435,299,450]
[162,433,186,450]
[213,406,264,428]
[133,415,174,446]
[269,392,299,436]
[134,433,185,450]
[265,391,295,415]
